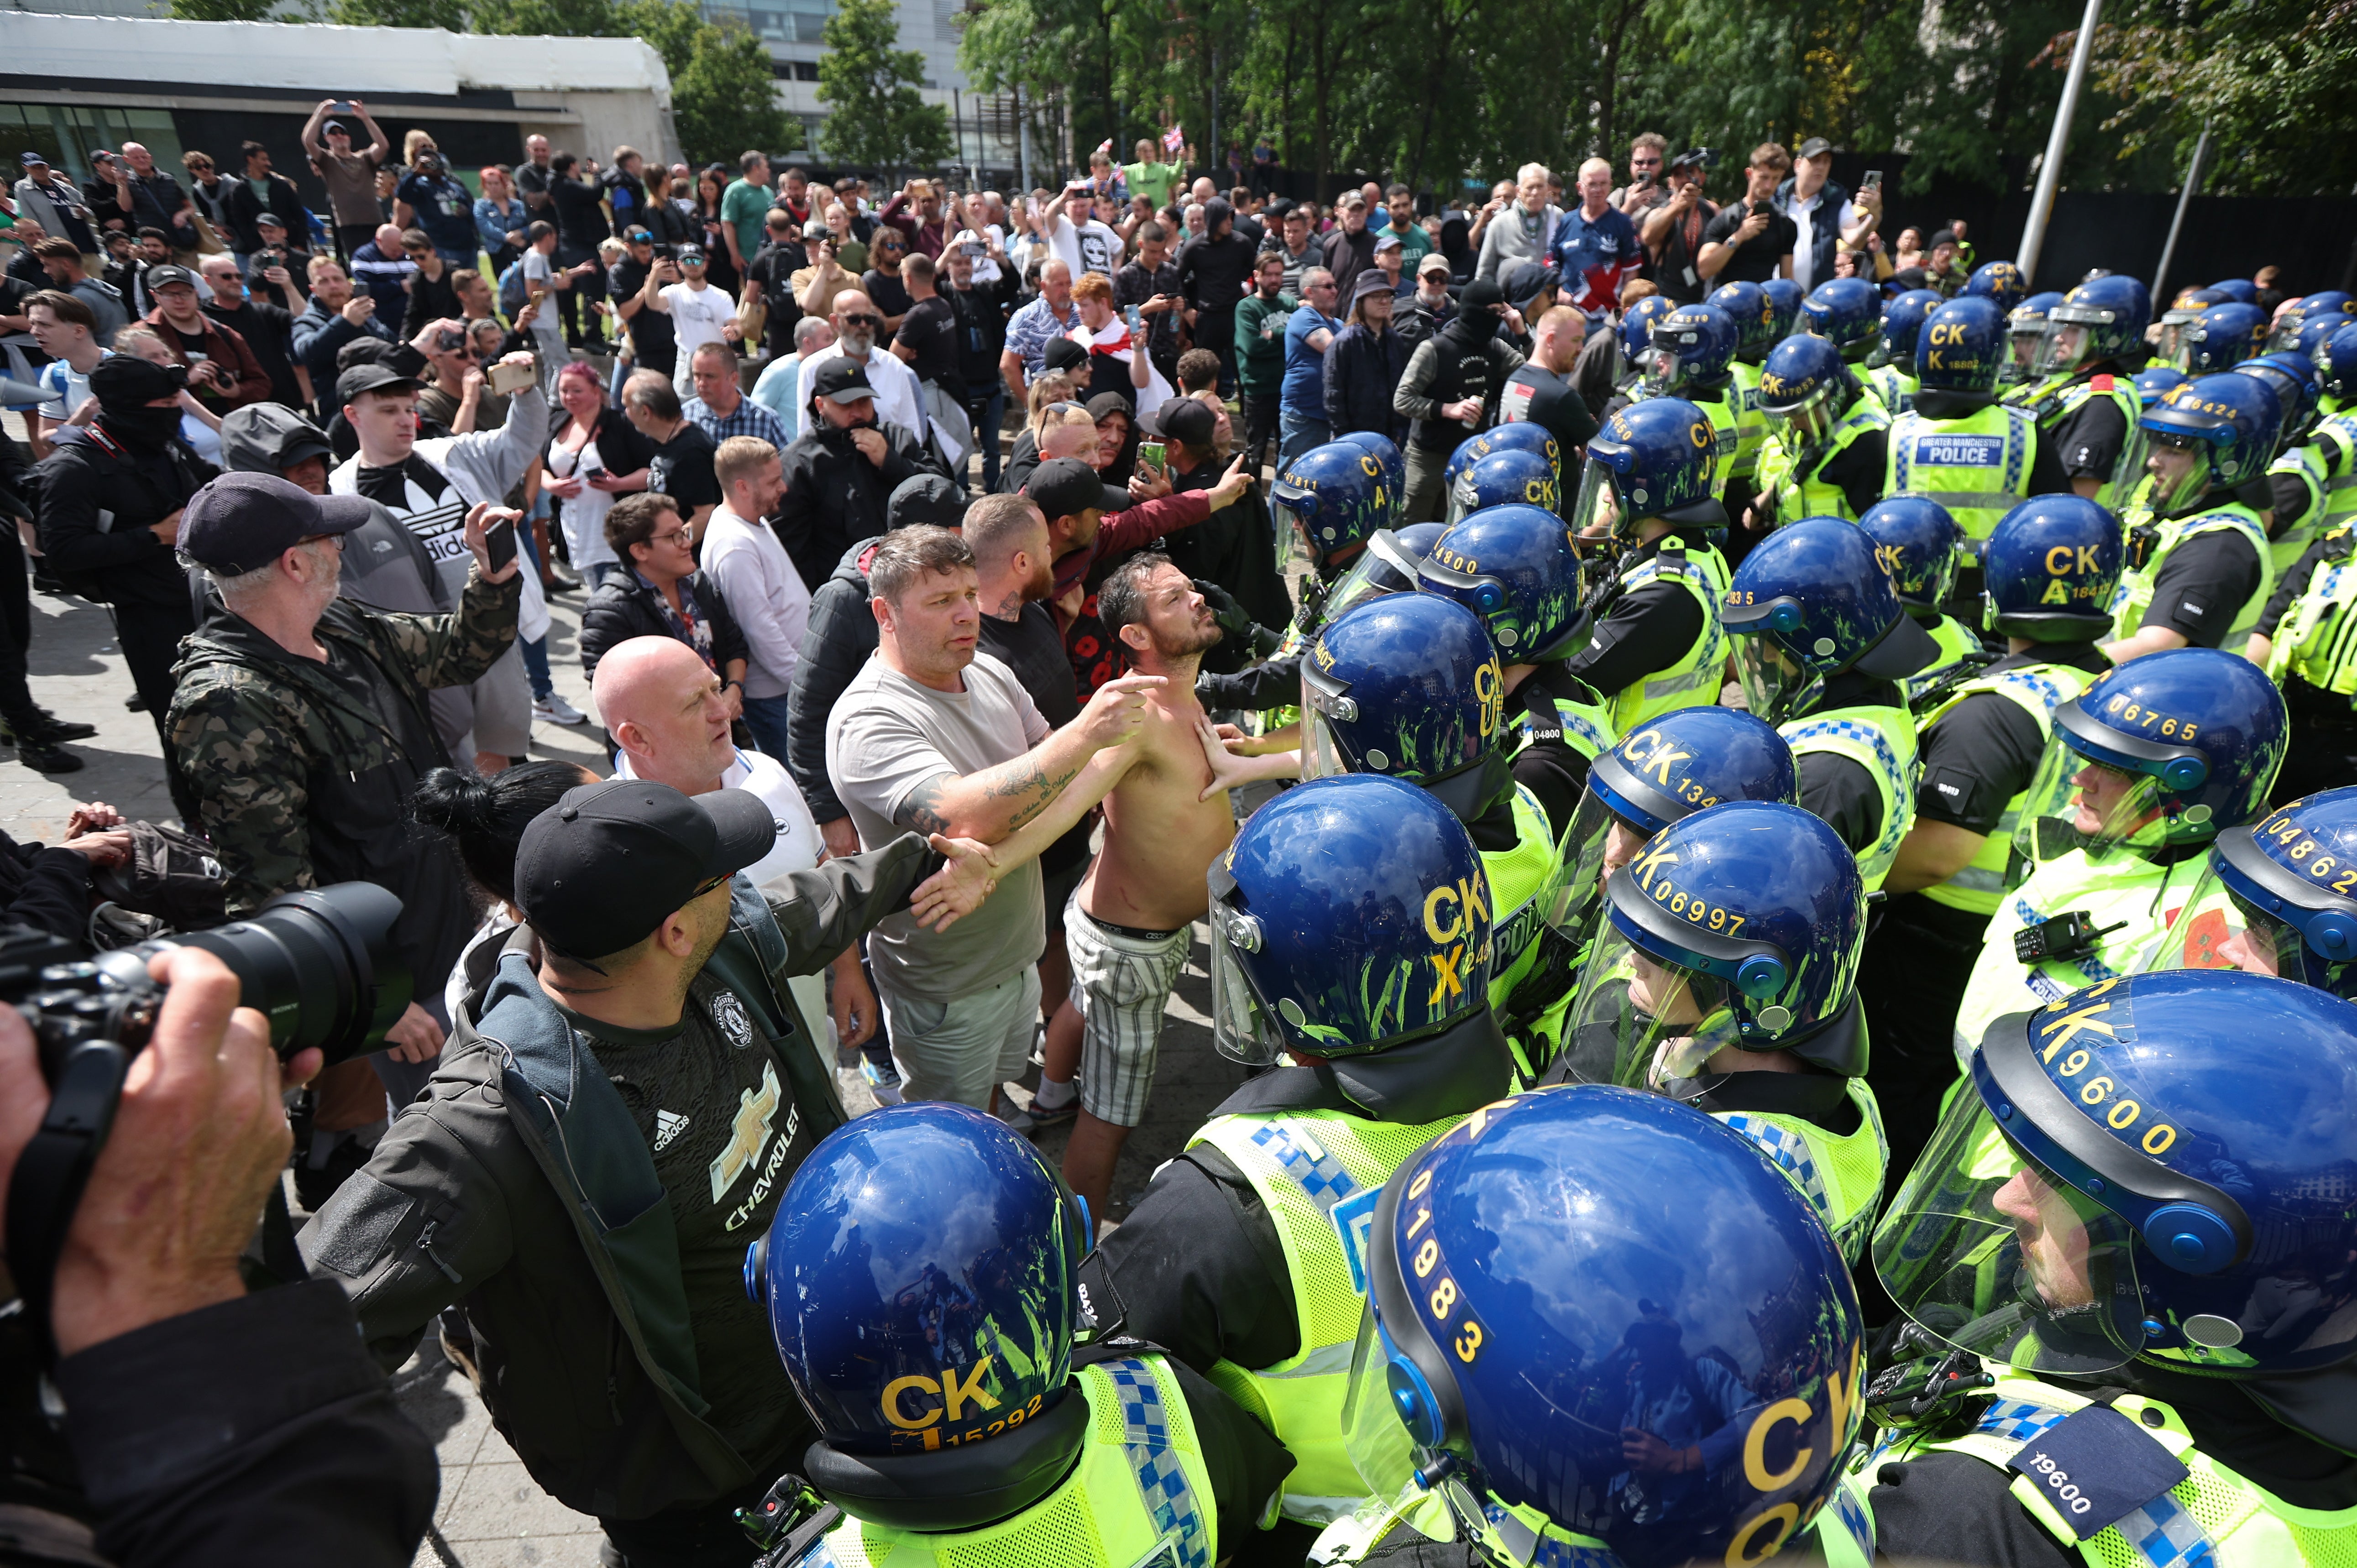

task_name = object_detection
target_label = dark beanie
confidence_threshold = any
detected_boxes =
[89,353,183,412]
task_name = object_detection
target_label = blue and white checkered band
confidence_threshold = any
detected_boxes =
[2109,1493,2218,1568]
[1102,1359,1211,1568]
[1721,1114,1832,1219]
[1975,1396,2074,1445]
[1250,1119,1363,1215]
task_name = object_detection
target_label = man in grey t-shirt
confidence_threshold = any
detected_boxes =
[824,525,1160,1114]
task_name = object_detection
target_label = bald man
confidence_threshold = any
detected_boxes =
[350,220,419,319]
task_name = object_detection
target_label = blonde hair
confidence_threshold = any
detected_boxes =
[1026,371,1077,432]
[402,129,436,165]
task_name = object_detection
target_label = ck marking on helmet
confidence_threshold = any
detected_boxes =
[2259,811,2357,894]
[1423,870,1493,1005]
[2036,981,2181,1154]
[883,1360,1047,1451]
[2099,693,2199,741]
[1631,842,1746,934]
[1620,726,1721,806]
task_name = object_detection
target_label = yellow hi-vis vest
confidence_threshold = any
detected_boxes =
[1831,1369,2357,1568]
[1599,537,1731,732]
[1485,783,1557,1012]
[1915,663,2097,918]
[1886,403,2041,542]
[2267,531,2357,694]
[1780,702,1921,891]
[1728,359,1770,478]
[1901,613,1986,710]
[795,1354,1220,1568]
[1188,1108,1470,1524]
[2109,502,2275,657]
[2268,416,2357,577]
[2039,372,2146,512]
[1759,397,1893,527]
[1866,363,1918,417]
[1716,1077,1889,1264]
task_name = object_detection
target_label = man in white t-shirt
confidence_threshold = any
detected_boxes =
[25,289,109,460]
[594,633,875,1066]
[823,525,1163,1116]
[700,434,809,761]
[648,243,742,397]
[1034,187,1123,282]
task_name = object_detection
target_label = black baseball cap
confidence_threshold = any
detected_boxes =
[1025,457,1112,522]
[178,471,373,574]
[676,244,707,264]
[337,361,420,403]
[1147,396,1216,449]
[810,357,876,405]
[514,781,777,962]
[145,264,199,292]
[255,211,286,230]
[1795,137,1833,161]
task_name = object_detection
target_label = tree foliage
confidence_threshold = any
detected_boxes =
[817,0,953,173]
[170,0,284,20]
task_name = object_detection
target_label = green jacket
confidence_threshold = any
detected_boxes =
[1237,289,1299,398]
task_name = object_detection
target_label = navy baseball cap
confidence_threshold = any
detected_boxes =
[514,781,777,962]
[178,471,373,574]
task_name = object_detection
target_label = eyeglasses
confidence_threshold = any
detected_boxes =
[626,232,653,243]
[296,531,347,551]
[841,312,883,327]
[1049,402,1089,416]
[650,526,696,547]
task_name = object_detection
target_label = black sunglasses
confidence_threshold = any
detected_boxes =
[841,312,883,327]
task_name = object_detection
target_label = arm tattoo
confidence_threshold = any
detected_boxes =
[902,777,952,837]
[987,759,1084,831]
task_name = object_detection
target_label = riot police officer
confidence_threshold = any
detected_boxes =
[2107,372,2279,660]
[1417,500,1614,829]
[1273,438,1398,584]
[1886,297,2072,550]
[2024,273,2152,508]
[1313,1087,1865,1568]
[1612,294,1676,400]
[2321,321,2357,421]
[2153,284,2226,366]
[742,1101,1293,1567]
[1196,520,1446,723]
[1439,422,1561,514]
[2001,289,2066,396]
[1860,969,2357,1568]
[1961,257,2027,316]
[1708,279,1778,495]
[1075,773,1516,1540]
[1752,334,1892,527]
[2139,785,2357,996]
[1801,276,1884,366]
[2250,523,2357,806]
[2269,288,2354,354]
[1724,517,1938,889]
[1860,496,2121,1180]
[1860,497,1984,708]
[1445,442,1559,524]
[2242,350,2332,575]
[1554,800,1889,1260]
[1338,428,1408,518]
[1562,397,1734,733]
[2175,299,2268,375]
[1615,302,1742,497]
[1868,287,1943,416]
[1947,647,2287,1060]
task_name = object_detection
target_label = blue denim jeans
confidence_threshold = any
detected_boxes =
[964,386,1007,492]
[1278,407,1330,466]
[739,692,793,759]
[513,524,554,700]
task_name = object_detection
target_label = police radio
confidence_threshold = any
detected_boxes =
[2013,909,2129,965]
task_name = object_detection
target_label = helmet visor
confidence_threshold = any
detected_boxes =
[1559,915,1744,1093]
[2013,730,2178,868]
[2032,319,2090,380]
[1209,900,1286,1066]
[2141,846,2357,995]
[1643,347,1682,396]
[2142,432,2215,519]
[1729,631,1818,725]
[1570,453,1619,541]
[1537,785,1641,950]
[1764,384,1837,449]
[1341,1304,1433,1510]
[1871,1065,2147,1374]
[1299,668,1359,782]
[1315,528,1423,624]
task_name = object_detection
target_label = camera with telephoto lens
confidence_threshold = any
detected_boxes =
[1,882,408,1350]
[1671,147,1718,172]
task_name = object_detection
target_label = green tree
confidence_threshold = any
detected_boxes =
[170,0,279,18]
[667,12,791,165]
[818,0,952,172]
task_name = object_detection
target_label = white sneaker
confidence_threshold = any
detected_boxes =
[533,693,587,725]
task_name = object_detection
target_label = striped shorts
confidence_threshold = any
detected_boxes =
[1064,899,1193,1127]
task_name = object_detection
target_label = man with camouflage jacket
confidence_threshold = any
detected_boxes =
[168,470,520,1098]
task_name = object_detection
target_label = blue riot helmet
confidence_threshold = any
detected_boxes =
[2140,371,2282,519]
[2207,277,2261,306]
[1980,496,2123,642]
[2234,350,2324,451]
[2033,273,2152,379]
[1447,445,1560,524]
[1873,288,1943,371]
[1915,296,2007,396]
[1760,277,1806,341]
[2005,290,2065,383]
[1755,334,1856,458]
[1799,277,1882,361]
[1962,259,2028,314]
[2325,323,2357,402]
[1272,440,1392,568]
[1418,502,1591,661]
[2012,646,2286,870]
[1304,593,1513,825]
[2178,301,2270,373]
[749,1101,1090,1517]
[2147,788,2357,1000]
[2293,314,2347,374]
[2132,364,2187,409]
[1442,420,1563,498]
[1209,773,1504,1066]
[2270,290,2355,353]
[1876,969,2357,1378]
[1559,800,1870,1092]
[1305,522,1449,634]
[1707,279,1777,361]
[1617,293,1675,364]
[1568,396,1727,543]
[1342,1089,1863,1568]
[1641,302,1738,397]
[1722,516,1943,724]
[1538,708,1799,960]
[1337,429,1407,525]
[1859,497,1965,613]
[2155,286,2226,365]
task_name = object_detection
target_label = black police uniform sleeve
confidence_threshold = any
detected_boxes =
[2051,393,2129,482]
[1077,1145,1301,1376]
[1167,1360,1298,1549]
[1916,690,2048,835]
[2271,470,2320,536]
[2138,528,2264,646]
[1196,648,1306,712]
[2261,533,2334,637]
[1868,1448,2083,1568]
[1797,749,1886,860]
[1564,579,1705,699]
[1514,734,1592,842]
[1816,424,1890,519]
[2025,430,2074,497]
[58,1279,439,1568]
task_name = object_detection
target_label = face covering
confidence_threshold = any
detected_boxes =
[99,402,187,449]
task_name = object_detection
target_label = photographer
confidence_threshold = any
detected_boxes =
[0,945,438,1567]
[298,777,1000,1566]
[1697,142,1798,284]
[609,227,680,382]
[1639,149,1719,305]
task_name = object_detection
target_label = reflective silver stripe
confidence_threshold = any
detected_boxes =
[1277,1493,1366,1524]
[1909,490,2022,510]
[2326,474,2357,492]
[1263,1341,1357,1379]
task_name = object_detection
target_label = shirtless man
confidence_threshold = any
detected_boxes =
[1040,553,1236,1212]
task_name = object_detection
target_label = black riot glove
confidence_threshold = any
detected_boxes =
[1193,578,1283,657]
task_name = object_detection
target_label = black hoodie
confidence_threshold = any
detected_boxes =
[773,417,944,590]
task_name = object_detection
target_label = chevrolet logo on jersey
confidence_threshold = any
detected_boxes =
[710,1059,783,1204]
